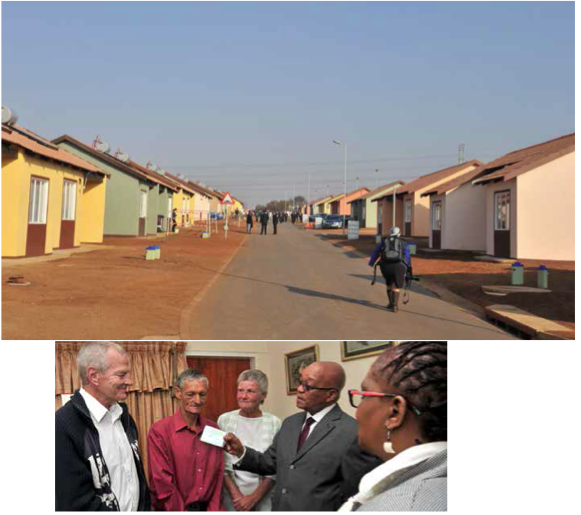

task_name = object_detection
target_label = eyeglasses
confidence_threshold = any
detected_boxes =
[298,381,336,393]
[348,389,421,416]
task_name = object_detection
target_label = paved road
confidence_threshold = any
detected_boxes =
[185,223,516,339]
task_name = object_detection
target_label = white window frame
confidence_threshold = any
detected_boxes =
[139,190,148,218]
[432,201,442,230]
[167,197,173,218]
[494,191,510,231]
[405,199,412,223]
[29,177,49,224]
[61,180,77,221]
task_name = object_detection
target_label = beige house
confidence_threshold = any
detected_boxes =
[472,133,574,260]
[421,163,486,251]
[373,160,482,237]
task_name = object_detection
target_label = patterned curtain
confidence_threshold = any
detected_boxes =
[55,341,187,479]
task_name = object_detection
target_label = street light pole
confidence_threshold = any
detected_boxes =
[333,140,347,236]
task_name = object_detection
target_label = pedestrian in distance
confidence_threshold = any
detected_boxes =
[260,211,269,235]
[55,342,150,511]
[272,212,279,235]
[246,211,254,234]
[341,341,447,511]
[369,227,410,312]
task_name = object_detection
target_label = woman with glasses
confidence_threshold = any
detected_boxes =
[218,370,282,511]
[341,341,447,512]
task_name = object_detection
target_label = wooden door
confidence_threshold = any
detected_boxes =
[59,180,77,249]
[26,177,49,256]
[494,190,511,257]
[431,201,442,249]
[139,190,147,236]
[404,199,412,236]
[186,356,251,423]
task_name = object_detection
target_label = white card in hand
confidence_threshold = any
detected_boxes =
[200,425,226,448]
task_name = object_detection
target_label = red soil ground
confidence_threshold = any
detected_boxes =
[2,222,247,340]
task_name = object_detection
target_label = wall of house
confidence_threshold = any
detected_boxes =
[1,149,92,256]
[78,178,107,244]
[2,150,30,256]
[380,197,404,236]
[56,142,142,236]
[515,152,575,260]
[413,164,480,238]
[485,179,517,257]
[183,341,383,421]
[442,184,487,251]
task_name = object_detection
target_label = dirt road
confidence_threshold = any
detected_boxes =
[184,223,516,339]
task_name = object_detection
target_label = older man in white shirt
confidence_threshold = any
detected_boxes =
[56,342,150,511]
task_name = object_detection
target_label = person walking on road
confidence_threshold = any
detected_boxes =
[260,211,269,235]
[246,212,254,234]
[272,212,279,235]
[369,227,410,312]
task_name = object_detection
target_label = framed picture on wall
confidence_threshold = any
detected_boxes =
[285,344,320,395]
[341,341,397,361]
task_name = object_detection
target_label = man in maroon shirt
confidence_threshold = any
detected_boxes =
[148,369,224,511]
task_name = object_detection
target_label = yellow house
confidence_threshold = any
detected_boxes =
[323,193,343,214]
[2,122,108,258]
[164,172,197,227]
[232,196,244,214]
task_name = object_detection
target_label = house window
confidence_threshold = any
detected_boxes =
[432,201,442,230]
[29,177,49,224]
[62,180,77,221]
[405,200,412,223]
[140,190,148,218]
[494,191,510,231]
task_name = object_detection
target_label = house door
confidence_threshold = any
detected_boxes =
[404,199,412,236]
[431,201,442,249]
[59,179,77,249]
[139,190,147,236]
[26,177,49,257]
[377,203,383,235]
[494,191,511,257]
[186,356,252,423]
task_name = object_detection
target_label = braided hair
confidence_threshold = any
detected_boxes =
[371,341,447,442]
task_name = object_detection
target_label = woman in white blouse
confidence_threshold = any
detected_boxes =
[218,370,282,511]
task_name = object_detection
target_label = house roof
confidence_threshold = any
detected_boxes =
[163,171,199,195]
[372,160,482,202]
[3,125,106,176]
[52,134,160,184]
[348,181,404,203]
[125,160,179,192]
[309,195,332,206]
[421,161,484,196]
[472,133,575,186]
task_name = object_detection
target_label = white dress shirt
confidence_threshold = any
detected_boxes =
[301,403,337,438]
[80,388,140,511]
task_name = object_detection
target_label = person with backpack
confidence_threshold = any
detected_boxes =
[369,227,409,312]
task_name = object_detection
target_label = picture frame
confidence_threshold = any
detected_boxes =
[341,341,397,361]
[284,344,320,395]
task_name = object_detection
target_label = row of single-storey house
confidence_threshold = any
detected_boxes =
[2,117,244,258]
[303,132,574,261]
[374,133,574,260]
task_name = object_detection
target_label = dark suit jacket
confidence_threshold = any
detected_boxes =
[234,405,381,511]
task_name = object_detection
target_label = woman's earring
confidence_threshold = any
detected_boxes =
[383,429,395,454]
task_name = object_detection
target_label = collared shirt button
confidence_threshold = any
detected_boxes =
[282,488,288,494]
[289,465,295,470]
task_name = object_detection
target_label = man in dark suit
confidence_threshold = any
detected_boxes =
[260,211,269,235]
[272,212,279,235]
[224,362,381,511]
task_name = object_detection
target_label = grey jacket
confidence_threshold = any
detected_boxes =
[234,404,381,511]
[355,449,447,512]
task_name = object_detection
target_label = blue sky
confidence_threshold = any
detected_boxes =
[2,1,574,207]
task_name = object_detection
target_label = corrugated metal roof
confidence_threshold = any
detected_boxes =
[52,134,156,184]
[126,160,179,192]
[421,162,484,196]
[3,124,106,175]
[472,133,574,185]
[349,181,405,203]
